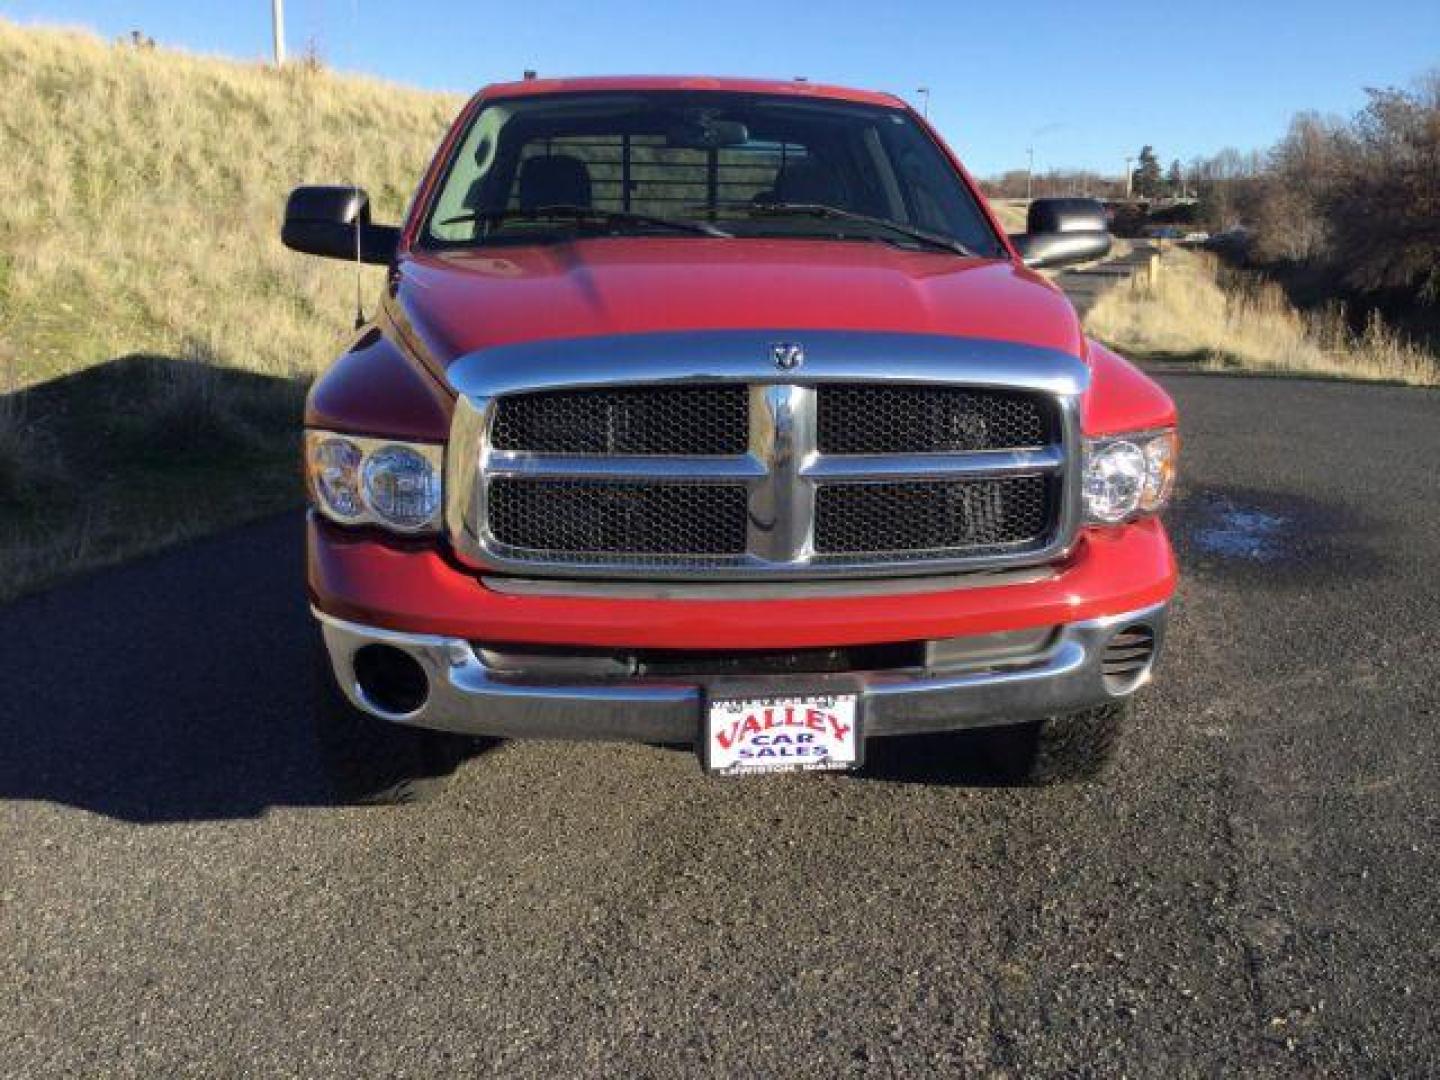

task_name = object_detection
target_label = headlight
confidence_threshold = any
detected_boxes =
[309,436,364,520]
[305,431,443,533]
[363,445,442,530]
[1083,429,1178,524]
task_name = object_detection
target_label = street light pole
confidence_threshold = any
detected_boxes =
[1124,156,1134,200]
[271,0,286,66]
[916,87,930,118]
[1026,146,1034,201]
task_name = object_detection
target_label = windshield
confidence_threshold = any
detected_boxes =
[421,91,1004,256]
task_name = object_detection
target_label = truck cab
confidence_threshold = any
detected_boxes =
[283,77,1177,802]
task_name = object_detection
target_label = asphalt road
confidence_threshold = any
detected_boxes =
[3,373,1438,1076]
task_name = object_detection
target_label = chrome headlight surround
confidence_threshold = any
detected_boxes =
[305,430,444,534]
[1083,428,1178,525]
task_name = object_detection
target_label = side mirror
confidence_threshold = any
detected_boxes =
[281,185,399,265]
[1009,197,1111,270]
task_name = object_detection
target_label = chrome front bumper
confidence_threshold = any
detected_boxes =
[314,602,1168,743]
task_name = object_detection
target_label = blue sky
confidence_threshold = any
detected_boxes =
[6,0,1438,176]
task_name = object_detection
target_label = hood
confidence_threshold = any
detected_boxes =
[388,238,1085,376]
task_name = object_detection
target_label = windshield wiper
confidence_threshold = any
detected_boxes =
[702,201,978,257]
[439,204,731,239]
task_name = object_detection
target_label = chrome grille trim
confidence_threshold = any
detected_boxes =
[483,450,768,482]
[803,446,1064,481]
[444,330,1088,581]
[479,565,1059,600]
[748,384,817,564]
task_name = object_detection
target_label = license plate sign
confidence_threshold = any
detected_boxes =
[704,693,860,776]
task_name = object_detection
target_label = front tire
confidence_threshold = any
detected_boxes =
[312,641,471,805]
[987,701,1129,785]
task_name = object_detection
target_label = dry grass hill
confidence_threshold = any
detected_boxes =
[0,20,459,598]
[1087,247,1439,386]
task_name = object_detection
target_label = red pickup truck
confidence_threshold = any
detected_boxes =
[282,76,1177,803]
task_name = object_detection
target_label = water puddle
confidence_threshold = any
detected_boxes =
[1175,485,1382,583]
[1191,505,1289,562]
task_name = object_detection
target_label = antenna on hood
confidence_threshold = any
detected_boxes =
[349,0,366,329]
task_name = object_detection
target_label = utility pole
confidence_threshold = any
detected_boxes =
[1026,146,1034,201]
[1124,156,1134,200]
[271,0,286,66]
[916,87,930,118]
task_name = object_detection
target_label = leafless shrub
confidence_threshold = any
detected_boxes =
[1323,76,1440,299]
[1193,74,1440,303]
[297,37,326,76]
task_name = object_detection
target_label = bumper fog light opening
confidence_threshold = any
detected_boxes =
[1100,624,1157,695]
[352,644,431,718]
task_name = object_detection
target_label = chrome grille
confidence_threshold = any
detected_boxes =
[444,329,1088,581]
[814,476,1052,556]
[818,386,1056,454]
[492,386,748,455]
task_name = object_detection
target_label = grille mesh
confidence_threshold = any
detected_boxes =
[488,479,748,557]
[818,386,1054,454]
[814,476,1051,555]
[492,386,749,455]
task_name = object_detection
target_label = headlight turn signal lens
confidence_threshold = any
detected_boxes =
[1140,429,1179,512]
[309,436,365,520]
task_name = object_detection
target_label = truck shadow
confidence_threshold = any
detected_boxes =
[0,511,339,822]
[0,356,344,822]
[859,730,1009,787]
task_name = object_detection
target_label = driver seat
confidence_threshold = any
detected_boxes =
[517,155,593,211]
